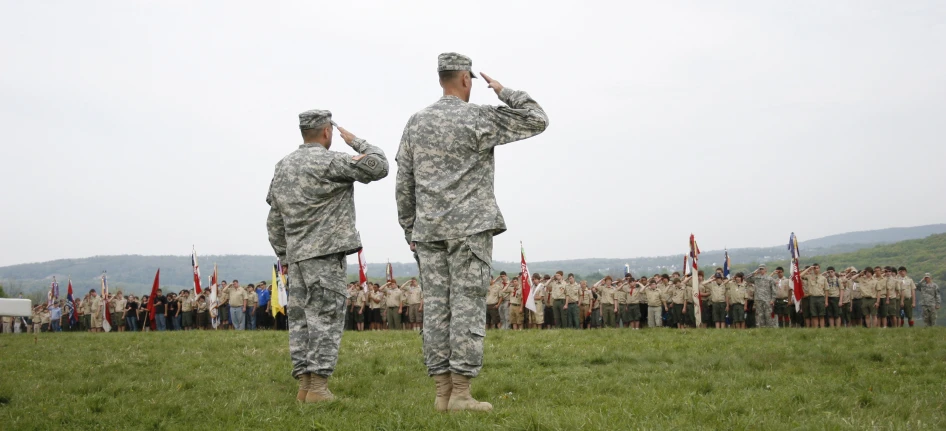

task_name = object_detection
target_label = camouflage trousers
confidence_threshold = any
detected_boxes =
[416,232,491,378]
[755,301,777,328]
[921,306,937,327]
[287,253,347,379]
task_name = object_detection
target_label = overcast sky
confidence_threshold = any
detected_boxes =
[1,1,944,268]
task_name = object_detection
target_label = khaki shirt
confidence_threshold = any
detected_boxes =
[181,296,195,312]
[80,300,91,314]
[532,284,546,307]
[901,276,916,299]
[499,284,513,302]
[857,278,877,298]
[369,291,384,309]
[613,285,628,305]
[885,276,900,299]
[825,277,841,298]
[579,288,593,305]
[197,302,208,312]
[547,280,566,300]
[728,282,747,305]
[486,283,503,305]
[628,285,644,304]
[670,283,686,304]
[874,276,887,298]
[644,286,663,307]
[384,287,403,307]
[840,280,852,305]
[509,286,522,306]
[805,274,827,297]
[406,286,423,305]
[564,282,580,303]
[217,288,230,306]
[41,311,51,324]
[598,285,616,305]
[228,288,246,307]
[91,296,103,314]
[658,282,671,302]
[246,290,259,307]
[709,281,728,303]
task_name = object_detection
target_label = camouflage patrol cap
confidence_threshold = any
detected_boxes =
[299,109,336,130]
[437,52,477,78]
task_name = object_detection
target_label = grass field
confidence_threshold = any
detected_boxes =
[1,328,945,430]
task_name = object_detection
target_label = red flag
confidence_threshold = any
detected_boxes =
[358,250,368,291]
[191,247,202,295]
[521,242,535,312]
[146,269,160,330]
[788,233,804,311]
[66,278,77,326]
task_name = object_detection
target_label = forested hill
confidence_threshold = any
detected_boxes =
[1,224,944,298]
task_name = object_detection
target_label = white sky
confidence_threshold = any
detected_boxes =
[1,1,944,268]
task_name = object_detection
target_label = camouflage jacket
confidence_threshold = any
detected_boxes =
[395,88,548,244]
[745,272,776,302]
[917,280,941,307]
[267,138,388,263]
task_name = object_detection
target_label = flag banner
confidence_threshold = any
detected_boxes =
[277,261,288,310]
[723,250,730,278]
[521,243,535,312]
[788,233,804,312]
[690,234,702,324]
[683,255,689,276]
[386,261,394,283]
[146,269,160,330]
[191,246,202,295]
[358,250,368,291]
[271,263,285,318]
[624,264,630,278]
[51,278,60,302]
[66,278,77,327]
[101,272,112,332]
[209,264,219,328]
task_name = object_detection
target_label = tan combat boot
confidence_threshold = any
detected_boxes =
[433,372,453,411]
[305,374,335,403]
[296,373,311,402]
[447,374,492,412]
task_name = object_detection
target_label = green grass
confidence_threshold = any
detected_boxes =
[2,328,945,430]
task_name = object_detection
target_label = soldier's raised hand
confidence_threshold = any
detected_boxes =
[480,72,504,96]
[337,126,358,147]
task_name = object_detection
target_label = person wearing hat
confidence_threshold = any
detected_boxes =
[898,267,917,327]
[266,109,389,403]
[746,264,777,328]
[851,268,879,328]
[395,52,548,412]
[917,273,940,327]
[706,274,729,329]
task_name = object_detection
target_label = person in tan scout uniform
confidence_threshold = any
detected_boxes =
[669,276,687,329]
[508,277,523,330]
[883,267,901,327]
[486,280,502,329]
[530,274,545,329]
[852,268,879,328]
[368,284,384,331]
[383,281,404,330]
[643,279,666,328]
[595,277,617,328]
[563,274,581,329]
[727,274,748,329]
[405,279,424,331]
[547,272,566,329]
[898,266,917,327]
[579,281,593,329]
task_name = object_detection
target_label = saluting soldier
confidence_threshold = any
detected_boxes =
[917,273,940,327]
[395,52,547,412]
[267,109,388,402]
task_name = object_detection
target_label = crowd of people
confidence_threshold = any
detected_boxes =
[475,264,941,331]
[2,265,941,334]
[0,280,288,333]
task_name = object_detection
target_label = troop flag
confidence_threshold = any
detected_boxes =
[145,269,160,330]
[48,277,59,307]
[788,233,804,312]
[683,255,689,276]
[66,278,77,327]
[101,272,112,332]
[385,261,394,283]
[271,262,286,318]
[624,264,630,278]
[358,250,368,291]
[191,246,202,295]
[689,234,702,324]
[723,250,731,278]
[521,242,536,312]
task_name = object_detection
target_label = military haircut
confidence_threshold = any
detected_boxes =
[301,124,330,140]
[438,69,464,83]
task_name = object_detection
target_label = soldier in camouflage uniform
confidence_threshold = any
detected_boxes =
[396,52,548,412]
[917,273,940,327]
[267,109,388,403]
[746,264,777,328]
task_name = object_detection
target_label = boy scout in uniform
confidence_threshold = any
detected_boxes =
[563,274,581,329]
[670,277,687,329]
[486,280,502,329]
[612,278,628,328]
[824,267,842,328]
[898,267,916,327]
[547,272,566,329]
[579,281,594,329]
[597,277,617,328]
[706,275,728,329]
[395,52,547,411]
[884,268,901,327]
[852,268,879,328]
[801,265,828,328]
[353,287,367,331]
[406,279,424,331]
[873,267,888,327]
[508,277,523,330]
[530,274,545,329]
[727,274,748,329]
[643,280,665,328]
[627,280,643,329]
[369,285,384,331]
[384,281,404,330]
[267,109,388,402]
